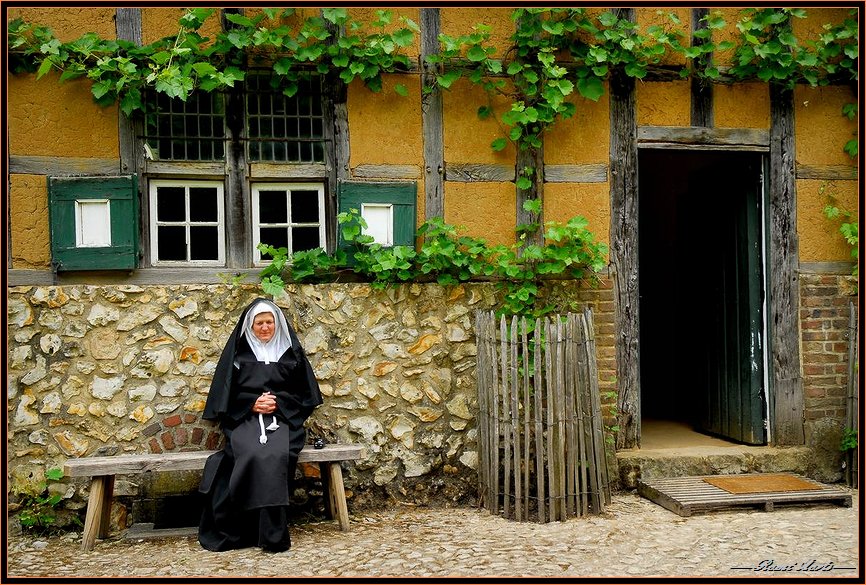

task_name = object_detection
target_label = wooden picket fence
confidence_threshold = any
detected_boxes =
[475,308,611,522]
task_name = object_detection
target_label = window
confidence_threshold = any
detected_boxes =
[338,181,417,249]
[246,74,326,163]
[48,176,139,271]
[142,76,334,269]
[149,180,224,265]
[252,183,326,265]
[143,91,226,161]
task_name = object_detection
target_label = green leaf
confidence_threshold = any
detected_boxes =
[467,45,488,62]
[394,83,408,96]
[35,58,53,80]
[576,76,604,101]
[491,138,508,151]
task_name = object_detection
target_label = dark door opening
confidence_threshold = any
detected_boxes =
[638,149,768,446]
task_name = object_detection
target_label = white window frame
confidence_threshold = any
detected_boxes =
[148,179,225,266]
[360,203,394,246]
[75,199,112,248]
[252,182,326,266]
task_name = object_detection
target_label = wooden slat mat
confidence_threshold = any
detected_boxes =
[638,473,852,517]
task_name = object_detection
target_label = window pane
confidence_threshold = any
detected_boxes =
[189,226,219,260]
[158,226,187,260]
[259,191,288,223]
[260,227,288,252]
[292,227,320,252]
[144,91,225,161]
[189,187,218,222]
[156,187,186,222]
[291,191,320,223]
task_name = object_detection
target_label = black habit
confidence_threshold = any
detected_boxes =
[198,298,323,552]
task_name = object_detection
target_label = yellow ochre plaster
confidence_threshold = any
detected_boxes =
[9,174,51,268]
[797,179,859,263]
[444,182,516,247]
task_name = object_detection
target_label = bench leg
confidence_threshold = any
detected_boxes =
[81,476,110,551]
[325,462,350,531]
[319,464,333,519]
[99,475,115,538]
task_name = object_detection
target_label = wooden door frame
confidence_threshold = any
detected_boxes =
[611,124,804,449]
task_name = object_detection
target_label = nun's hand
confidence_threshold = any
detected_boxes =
[253,392,276,414]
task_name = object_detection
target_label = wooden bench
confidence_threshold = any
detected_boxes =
[64,443,365,551]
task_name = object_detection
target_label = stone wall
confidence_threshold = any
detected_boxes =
[7,280,615,528]
[799,273,859,477]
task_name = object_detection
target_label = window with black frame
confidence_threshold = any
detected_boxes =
[246,73,326,164]
[143,90,226,161]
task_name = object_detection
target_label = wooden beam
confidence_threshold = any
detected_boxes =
[324,14,350,253]
[795,164,858,181]
[115,8,142,176]
[445,163,514,182]
[144,161,226,176]
[609,7,640,450]
[544,164,608,183]
[250,163,327,179]
[352,164,421,180]
[116,8,146,267]
[799,261,857,274]
[690,8,713,128]
[769,82,805,446]
[638,126,769,149]
[421,8,445,220]
[222,8,251,269]
[9,156,120,176]
[8,267,263,286]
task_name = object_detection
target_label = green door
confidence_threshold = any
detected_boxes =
[698,161,767,445]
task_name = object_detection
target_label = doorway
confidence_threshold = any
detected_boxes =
[638,149,768,446]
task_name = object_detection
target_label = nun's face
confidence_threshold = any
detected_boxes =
[252,312,276,342]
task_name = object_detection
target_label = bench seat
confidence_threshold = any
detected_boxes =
[64,443,365,551]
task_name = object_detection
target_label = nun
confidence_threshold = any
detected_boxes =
[198,298,323,552]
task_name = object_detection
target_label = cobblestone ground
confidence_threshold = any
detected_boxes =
[7,490,860,579]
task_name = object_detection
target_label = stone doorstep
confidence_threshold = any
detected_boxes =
[615,444,818,490]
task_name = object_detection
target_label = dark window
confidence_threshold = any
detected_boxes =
[144,91,226,161]
[246,74,326,164]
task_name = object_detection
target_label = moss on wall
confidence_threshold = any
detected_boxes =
[9,174,51,268]
[636,80,691,127]
[444,182,515,246]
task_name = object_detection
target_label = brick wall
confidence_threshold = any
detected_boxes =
[799,273,858,427]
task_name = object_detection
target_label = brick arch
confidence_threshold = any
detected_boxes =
[142,413,224,453]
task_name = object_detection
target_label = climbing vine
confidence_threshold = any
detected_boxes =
[7,7,859,314]
[8,8,418,115]
[259,209,607,319]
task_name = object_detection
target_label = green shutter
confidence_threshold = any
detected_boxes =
[48,176,139,271]
[337,181,417,249]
